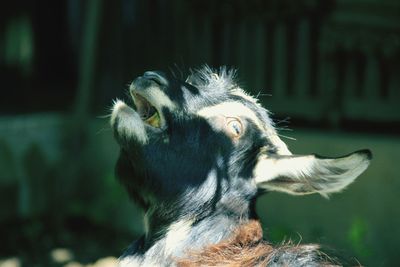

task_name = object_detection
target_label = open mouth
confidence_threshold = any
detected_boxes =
[132,93,162,128]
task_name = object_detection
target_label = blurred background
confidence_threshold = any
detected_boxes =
[0,0,399,266]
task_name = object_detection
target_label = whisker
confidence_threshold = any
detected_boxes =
[256,92,272,98]
[174,63,184,80]
[277,133,296,141]
[168,66,177,79]
[97,114,112,119]
[276,118,291,124]
[275,127,293,132]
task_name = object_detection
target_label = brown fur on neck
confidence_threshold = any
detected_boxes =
[176,220,338,267]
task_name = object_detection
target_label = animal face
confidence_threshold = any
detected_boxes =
[110,67,371,214]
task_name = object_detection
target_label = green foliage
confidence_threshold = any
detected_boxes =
[347,217,371,259]
[82,172,127,224]
[267,225,299,244]
[4,15,34,76]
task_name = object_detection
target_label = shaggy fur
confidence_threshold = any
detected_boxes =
[177,220,337,267]
[110,66,371,266]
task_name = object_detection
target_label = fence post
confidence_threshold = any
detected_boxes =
[363,48,380,102]
[294,18,311,99]
[272,22,287,99]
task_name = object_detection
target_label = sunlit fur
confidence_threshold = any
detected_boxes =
[111,100,148,144]
[110,66,371,266]
[254,151,371,198]
[177,220,335,267]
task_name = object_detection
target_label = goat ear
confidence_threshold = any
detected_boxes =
[254,150,372,197]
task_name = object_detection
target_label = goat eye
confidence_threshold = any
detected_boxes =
[226,118,243,138]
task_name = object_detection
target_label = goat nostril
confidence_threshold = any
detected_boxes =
[143,71,168,86]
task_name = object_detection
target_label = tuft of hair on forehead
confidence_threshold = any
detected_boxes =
[186,65,238,92]
[186,65,262,106]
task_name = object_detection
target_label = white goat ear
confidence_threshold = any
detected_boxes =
[254,150,372,197]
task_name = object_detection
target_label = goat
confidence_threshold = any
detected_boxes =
[110,66,372,266]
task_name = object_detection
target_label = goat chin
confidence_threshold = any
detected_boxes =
[176,220,338,267]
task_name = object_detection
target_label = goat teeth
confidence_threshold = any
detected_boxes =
[145,112,161,128]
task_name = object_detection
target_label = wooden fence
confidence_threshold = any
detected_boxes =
[120,0,400,125]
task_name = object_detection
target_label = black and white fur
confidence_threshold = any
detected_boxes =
[110,66,371,266]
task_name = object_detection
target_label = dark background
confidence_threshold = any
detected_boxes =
[0,0,399,266]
